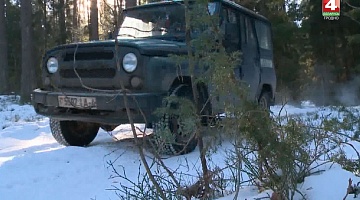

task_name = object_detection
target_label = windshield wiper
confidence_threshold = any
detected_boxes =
[120,26,154,33]
[147,34,185,42]
[118,34,136,38]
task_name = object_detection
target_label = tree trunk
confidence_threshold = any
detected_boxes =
[89,0,98,40]
[118,0,123,24]
[66,0,71,28]
[0,0,8,93]
[52,0,57,25]
[125,0,136,9]
[59,0,67,44]
[20,0,36,102]
[72,0,78,42]
[42,0,47,50]
[113,0,118,35]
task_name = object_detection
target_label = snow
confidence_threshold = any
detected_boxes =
[0,96,359,200]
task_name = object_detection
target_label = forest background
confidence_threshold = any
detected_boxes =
[0,0,360,105]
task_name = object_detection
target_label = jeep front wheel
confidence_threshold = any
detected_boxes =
[50,119,99,146]
[151,84,198,155]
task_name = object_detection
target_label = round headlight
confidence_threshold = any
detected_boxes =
[47,57,59,74]
[122,53,137,73]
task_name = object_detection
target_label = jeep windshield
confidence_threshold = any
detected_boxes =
[117,2,219,41]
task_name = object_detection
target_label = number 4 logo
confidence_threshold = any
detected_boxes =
[325,0,338,10]
[322,0,340,16]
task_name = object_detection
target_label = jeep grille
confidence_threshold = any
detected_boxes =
[59,49,116,79]
[60,68,116,78]
[63,51,114,61]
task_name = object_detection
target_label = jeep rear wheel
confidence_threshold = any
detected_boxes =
[258,91,271,110]
[151,84,198,155]
[50,119,99,146]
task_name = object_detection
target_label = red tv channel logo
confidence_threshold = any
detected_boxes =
[322,0,340,17]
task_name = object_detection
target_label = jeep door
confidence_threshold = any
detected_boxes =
[240,15,261,101]
[211,6,261,113]
[217,6,243,107]
[254,20,276,104]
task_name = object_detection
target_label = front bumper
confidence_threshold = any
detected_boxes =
[32,89,165,125]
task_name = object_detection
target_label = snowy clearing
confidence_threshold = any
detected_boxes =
[0,96,359,200]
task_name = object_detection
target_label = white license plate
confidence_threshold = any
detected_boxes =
[58,96,97,109]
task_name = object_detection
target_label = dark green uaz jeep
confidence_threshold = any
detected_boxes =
[32,0,276,155]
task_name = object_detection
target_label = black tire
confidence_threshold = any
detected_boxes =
[50,119,99,146]
[258,91,271,111]
[197,84,212,126]
[151,84,198,155]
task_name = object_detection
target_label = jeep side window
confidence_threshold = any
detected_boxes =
[245,17,256,46]
[220,6,240,52]
[255,21,271,50]
[228,9,240,47]
[219,7,228,35]
[239,14,246,46]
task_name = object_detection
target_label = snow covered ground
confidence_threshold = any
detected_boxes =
[0,96,359,200]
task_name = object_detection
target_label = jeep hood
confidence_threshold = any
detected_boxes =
[48,39,188,56]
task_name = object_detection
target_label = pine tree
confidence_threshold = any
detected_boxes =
[20,0,36,102]
[0,0,8,93]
